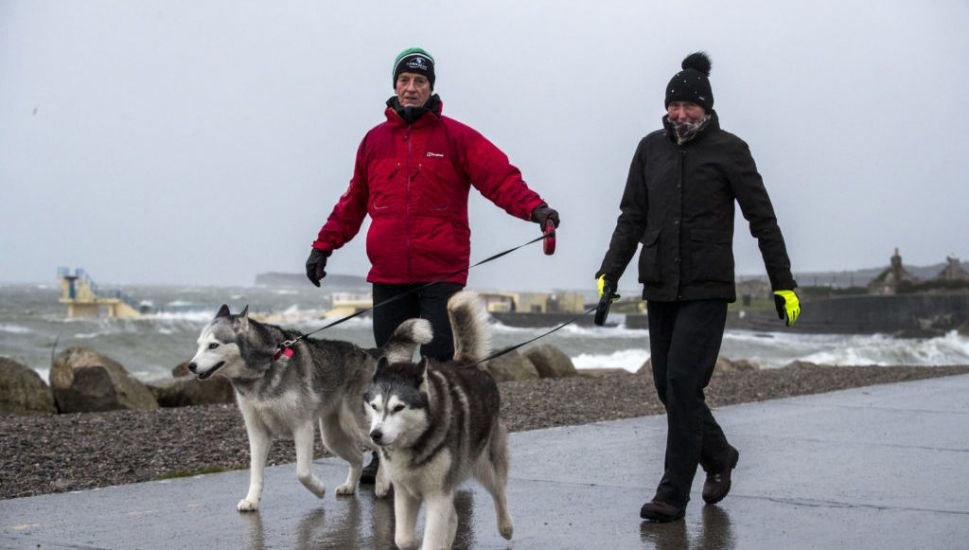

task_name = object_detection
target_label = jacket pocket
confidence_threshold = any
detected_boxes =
[638,228,662,284]
[369,161,401,215]
[688,229,733,283]
[414,158,458,214]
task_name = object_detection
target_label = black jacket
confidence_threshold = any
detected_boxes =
[598,111,796,302]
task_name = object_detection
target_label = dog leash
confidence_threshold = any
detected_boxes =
[462,304,599,369]
[273,228,556,359]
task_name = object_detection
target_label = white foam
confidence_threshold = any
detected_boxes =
[0,324,32,334]
[798,330,969,366]
[721,329,969,368]
[572,349,650,372]
[490,320,646,339]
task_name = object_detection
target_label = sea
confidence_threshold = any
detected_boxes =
[3,283,969,384]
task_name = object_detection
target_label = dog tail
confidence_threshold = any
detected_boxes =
[448,290,492,365]
[383,318,433,363]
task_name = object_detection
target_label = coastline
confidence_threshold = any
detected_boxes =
[3,363,969,501]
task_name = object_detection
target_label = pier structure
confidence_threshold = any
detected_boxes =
[57,267,142,318]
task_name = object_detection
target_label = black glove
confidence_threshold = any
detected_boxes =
[305,249,330,287]
[530,203,560,228]
[594,274,619,326]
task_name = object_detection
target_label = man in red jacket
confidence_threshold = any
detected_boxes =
[307,48,558,350]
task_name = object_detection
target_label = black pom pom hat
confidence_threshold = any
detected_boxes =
[665,52,713,111]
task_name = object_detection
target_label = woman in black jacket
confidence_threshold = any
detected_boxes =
[597,52,801,522]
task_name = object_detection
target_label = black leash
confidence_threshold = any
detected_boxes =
[274,229,555,358]
[463,303,599,369]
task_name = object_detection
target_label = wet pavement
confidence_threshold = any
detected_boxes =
[2,373,968,549]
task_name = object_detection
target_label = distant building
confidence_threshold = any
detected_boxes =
[935,255,969,282]
[868,248,918,295]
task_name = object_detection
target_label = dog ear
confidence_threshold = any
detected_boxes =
[216,304,231,318]
[417,356,429,393]
[236,305,250,330]
[375,355,389,377]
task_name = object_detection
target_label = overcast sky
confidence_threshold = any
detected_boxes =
[2,0,967,291]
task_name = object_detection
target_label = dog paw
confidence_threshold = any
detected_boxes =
[298,475,326,498]
[374,479,392,498]
[237,498,259,512]
[335,482,357,496]
[498,518,514,540]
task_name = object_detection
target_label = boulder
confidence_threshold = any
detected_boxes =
[0,357,57,416]
[715,357,760,372]
[637,358,652,375]
[49,347,158,413]
[148,362,235,407]
[483,350,540,382]
[524,345,577,379]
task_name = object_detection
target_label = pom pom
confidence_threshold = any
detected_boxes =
[681,52,711,76]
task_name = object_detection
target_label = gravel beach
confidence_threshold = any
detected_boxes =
[3,363,969,500]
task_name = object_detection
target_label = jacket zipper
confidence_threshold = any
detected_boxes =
[676,148,686,299]
[404,128,413,280]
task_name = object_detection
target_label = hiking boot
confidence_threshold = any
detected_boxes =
[360,452,379,485]
[702,447,739,504]
[640,499,685,522]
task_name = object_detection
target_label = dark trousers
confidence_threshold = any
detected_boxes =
[647,299,732,507]
[372,282,464,361]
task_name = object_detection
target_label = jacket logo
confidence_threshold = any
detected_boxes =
[426,151,444,158]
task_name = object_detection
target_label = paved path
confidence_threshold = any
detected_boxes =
[3,374,968,549]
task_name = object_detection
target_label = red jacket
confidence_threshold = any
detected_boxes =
[313,102,545,285]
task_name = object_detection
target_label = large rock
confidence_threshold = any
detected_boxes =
[524,345,577,379]
[0,357,57,416]
[483,350,540,382]
[637,358,653,375]
[715,357,760,372]
[49,347,158,413]
[148,362,235,407]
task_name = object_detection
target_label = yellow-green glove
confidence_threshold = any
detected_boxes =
[773,290,800,326]
[597,275,619,302]
[595,275,620,326]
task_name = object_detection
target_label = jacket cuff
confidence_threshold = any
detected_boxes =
[311,241,333,254]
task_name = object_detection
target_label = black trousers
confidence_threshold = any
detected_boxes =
[372,282,464,361]
[647,299,733,507]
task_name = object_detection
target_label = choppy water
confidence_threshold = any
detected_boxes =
[3,283,968,384]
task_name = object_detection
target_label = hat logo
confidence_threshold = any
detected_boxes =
[406,57,428,71]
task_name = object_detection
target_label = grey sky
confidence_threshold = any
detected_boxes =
[2,0,967,291]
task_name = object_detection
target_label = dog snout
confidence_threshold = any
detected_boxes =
[370,429,383,444]
[187,362,198,373]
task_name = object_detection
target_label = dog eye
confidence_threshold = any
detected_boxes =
[208,343,220,350]
[393,404,405,413]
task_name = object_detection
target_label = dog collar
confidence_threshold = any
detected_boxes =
[273,346,294,362]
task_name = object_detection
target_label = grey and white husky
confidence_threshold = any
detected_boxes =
[364,291,513,550]
[188,304,430,511]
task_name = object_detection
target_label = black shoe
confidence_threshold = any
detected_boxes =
[360,452,379,485]
[702,447,739,504]
[640,499,685,522]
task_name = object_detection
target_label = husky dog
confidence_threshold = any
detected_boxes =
[364,291,513,550]
[188,305,430,511]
